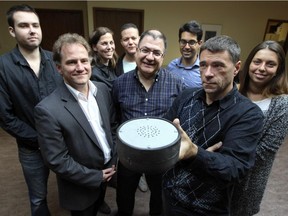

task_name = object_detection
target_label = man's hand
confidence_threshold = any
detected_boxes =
[206,141,222,152]
[173,118,198,160]
[102,165,116,182]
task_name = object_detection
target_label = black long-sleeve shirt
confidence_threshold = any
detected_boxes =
[0,46,62,149]
[163,85,264,215]
[90,62,117,92]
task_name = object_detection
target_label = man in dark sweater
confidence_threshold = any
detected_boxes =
[162,35,264,215]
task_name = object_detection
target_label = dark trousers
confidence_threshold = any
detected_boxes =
[70,184,106,216]
[162,188,192,216]
[116,161,163,216]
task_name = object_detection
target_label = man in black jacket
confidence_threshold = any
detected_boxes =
[0,4,62,216]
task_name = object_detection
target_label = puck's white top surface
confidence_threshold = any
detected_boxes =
[118,118,179,149]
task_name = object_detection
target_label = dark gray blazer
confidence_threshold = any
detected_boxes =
[34,81,117,211]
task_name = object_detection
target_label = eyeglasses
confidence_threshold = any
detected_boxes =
[179,39,198,47]
[138,47,164,59]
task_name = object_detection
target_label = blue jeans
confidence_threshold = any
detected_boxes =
[18,146,50,216]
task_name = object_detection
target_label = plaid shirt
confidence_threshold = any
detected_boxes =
[112,67,185,124]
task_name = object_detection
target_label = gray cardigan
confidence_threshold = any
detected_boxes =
[231,95,288,216]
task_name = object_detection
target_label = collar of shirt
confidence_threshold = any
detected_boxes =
[133,67,160,83]
[176,56,200,69]
[65,80,97,102]
[12,46,50,67]
[195,83,239,109]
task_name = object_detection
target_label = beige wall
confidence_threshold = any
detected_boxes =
[1,1,287,65]
[0,1,88,55]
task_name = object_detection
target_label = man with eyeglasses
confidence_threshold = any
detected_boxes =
[112,29,185,216]
[115,23,150,195]
[167,20,203,88]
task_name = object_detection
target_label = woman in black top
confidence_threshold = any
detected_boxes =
[89,27,118,91]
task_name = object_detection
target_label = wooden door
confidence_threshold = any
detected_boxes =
[93,7,144,56]
[36,9,84,51]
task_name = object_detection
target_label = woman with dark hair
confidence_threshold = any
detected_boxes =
[88,27,119,214]
[231,41,288,215]
[89,27,119,91]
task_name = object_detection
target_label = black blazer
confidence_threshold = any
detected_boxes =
[34,81,117,211]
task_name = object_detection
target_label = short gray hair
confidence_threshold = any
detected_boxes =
[200,35,241,64]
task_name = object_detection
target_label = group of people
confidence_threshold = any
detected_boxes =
[0,4,288,216]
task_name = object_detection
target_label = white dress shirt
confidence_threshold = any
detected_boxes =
[65,81,111,164]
